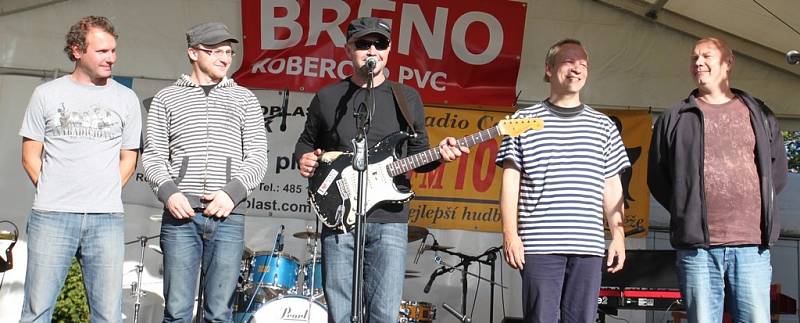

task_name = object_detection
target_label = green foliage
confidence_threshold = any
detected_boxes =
[784,131,800,173]
[53,259,89,323]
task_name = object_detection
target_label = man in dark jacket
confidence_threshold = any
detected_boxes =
[648,37,788,323]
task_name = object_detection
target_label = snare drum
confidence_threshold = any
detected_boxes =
[249,252,299,291]
[398,301,436,323]
[250,295,327,322]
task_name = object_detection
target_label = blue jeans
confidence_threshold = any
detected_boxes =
[322,222,407,323]
[160,212,244,323]
[21,210,124,323]
[677,246,772,323]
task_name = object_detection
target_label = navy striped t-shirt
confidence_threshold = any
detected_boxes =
[495,101,630,256]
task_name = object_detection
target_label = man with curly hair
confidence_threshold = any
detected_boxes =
[19,16,141,323]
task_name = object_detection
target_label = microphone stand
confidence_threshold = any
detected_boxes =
[125,234,160,323]
[434,245,505,323]
[350,63,374,323]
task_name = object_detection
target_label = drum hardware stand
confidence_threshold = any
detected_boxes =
[125,234,159,323]
[426,243,505,323]
[350,58,376,323]
[442,302,472,322]
[244,226,285,314]
[303,220,322,323]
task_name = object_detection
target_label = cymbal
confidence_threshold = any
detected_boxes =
[407,226,428,242]
[404,270,421,279]
[422,244,453,251]
[293,231,321,240]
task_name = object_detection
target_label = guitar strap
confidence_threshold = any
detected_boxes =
[389,81,416,135]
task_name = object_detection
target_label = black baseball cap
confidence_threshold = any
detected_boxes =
[347,17,391,41]
[186,22,239,47]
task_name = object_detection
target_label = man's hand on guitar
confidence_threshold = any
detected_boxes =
[299,149,324,178]
[438,137,469,162]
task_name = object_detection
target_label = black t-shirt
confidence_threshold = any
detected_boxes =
[295,78,438,223]
[200,84,216,96]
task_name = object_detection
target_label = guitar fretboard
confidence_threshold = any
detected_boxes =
[386,126,501,177]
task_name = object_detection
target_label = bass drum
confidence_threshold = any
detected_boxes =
[250,295,327,322]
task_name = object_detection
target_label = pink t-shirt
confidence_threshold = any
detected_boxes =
[697,96,762,246]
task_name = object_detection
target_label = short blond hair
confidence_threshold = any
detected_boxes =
[543,39,588,82]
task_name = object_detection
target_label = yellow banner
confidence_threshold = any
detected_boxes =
[411,107,651,235]
[600,109,652,237]
[409,107,507,231]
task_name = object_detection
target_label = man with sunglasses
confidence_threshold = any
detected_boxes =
[142,22,268,322]
[295,17,467,323]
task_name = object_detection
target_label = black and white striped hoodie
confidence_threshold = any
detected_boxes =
[142,75,268,214]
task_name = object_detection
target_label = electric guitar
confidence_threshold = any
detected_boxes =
[308,117,544,232]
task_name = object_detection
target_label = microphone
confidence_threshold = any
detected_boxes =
[279,89,288,132]
[365,57,378,71]
[413,234,427,264]
[423,268,438,293]
[276,225,285,252]
[787,50,800,65]
[442,303,472,322]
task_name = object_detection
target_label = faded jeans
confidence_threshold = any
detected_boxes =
[677,246,772,323]
[21,210,124,323]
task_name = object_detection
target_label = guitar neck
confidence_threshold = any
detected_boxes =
[387,126,501,177]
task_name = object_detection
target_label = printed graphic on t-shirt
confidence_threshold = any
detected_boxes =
[47,103,122,139]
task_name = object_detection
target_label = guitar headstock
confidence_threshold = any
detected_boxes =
[497,117,544,137]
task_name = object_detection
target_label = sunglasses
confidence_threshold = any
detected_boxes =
[353,38,390,51]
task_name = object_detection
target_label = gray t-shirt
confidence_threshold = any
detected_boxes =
[19,75,142,213]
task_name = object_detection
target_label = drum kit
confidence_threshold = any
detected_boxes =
[232,227,326,323]
[230,225,442,323]
[122,219,448,323]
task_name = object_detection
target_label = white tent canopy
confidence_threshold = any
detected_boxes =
[2,1,800,322]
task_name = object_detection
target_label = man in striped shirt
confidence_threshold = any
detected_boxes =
[142,22,268,322]
[496,39,629,323]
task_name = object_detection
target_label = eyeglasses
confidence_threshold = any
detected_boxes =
[194,47,236,58]
[353,38,390,51]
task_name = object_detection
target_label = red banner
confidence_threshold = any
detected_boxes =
[233,0,527,107]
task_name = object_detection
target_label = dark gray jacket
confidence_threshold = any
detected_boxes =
[648,89,788,249]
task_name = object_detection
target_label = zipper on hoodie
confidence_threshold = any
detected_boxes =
[203,86,210,200]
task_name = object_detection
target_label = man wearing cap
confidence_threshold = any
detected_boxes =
[295,17,467,323]
[20,15,141,323]
[142,22,268,322]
